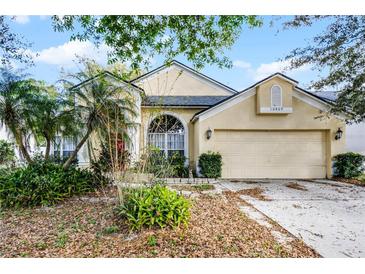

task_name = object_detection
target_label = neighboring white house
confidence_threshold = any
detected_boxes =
[346,122,365,155]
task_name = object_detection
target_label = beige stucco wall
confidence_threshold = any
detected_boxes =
[195,95,346,178]
[256,77,293,113]
[136,65,233,96]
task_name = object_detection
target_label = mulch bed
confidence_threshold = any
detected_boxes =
[0,186,318,258]
[334,177,365,187]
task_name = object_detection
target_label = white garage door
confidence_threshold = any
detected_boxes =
[214,130,327,179]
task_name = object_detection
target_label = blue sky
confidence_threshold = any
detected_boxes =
[8,16,329,91]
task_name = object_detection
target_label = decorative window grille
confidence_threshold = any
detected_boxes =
[148,114,185,157]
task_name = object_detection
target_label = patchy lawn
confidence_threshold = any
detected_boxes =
[0,186,318,258]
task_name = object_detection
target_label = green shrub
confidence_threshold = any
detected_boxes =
[198,151,222,178]
[0,139,15,167]
[0,158,108,208]
[169,152,189,178]
[91,144,131,172]
[333,152,365,178]
[143,148,188,178]
[116,184,190,230]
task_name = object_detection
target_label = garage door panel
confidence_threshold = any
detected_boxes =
[215,130,327,179]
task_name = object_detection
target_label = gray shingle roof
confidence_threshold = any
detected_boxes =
[311,91,337,102]
[142,96,229,107]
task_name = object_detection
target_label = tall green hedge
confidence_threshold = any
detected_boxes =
[198,151,222,178]
[333,152,365,178]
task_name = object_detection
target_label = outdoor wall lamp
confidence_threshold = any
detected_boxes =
[206,128,212,140]
[335,128,343,140]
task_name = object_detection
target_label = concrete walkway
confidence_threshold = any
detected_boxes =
[218,179,365,258]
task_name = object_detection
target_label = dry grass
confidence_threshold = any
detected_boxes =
[169,183,215,192]
[286,182,308,191]
[334,175,365,187]
[236,187,272,201]
[0,187,318,258]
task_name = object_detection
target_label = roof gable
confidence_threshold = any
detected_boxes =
[131,60,237,96]
[191,73,333,122]
[70,71,143,92]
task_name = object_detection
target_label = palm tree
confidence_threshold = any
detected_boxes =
[0,67,33,163]
[24,88,78,160]
[61,70,138,170]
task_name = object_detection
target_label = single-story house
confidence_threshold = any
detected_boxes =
[2,60,362,178]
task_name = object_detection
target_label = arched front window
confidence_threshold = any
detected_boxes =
[271,85,282,108]
[148,114,185,157]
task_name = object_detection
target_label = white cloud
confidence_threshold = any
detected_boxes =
[233,60,252,70]
[32,40,112,68]
[13,16,30,24]
[254,60,310,81]
[233,58,311,82]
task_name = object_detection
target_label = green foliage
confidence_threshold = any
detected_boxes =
[55,231,68,248]
[142,148,188,178]
[102,225,120,235]
[0,16,33,65]
[0,157,108,208]
[61,59,137,169]
[0,139,15,167]
[192,184,215,191]
[333,152,365,178]
[169,153,189,178]
[283,16,365,123]
[147,235,157,247]
[91,143,131,173]
[116,184,190,230]
[198,151,222,178]
[52,16,262,70]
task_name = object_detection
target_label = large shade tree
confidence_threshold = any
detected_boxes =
[0,16,33,65]
[52,16,262,70]
[283,16,365,123]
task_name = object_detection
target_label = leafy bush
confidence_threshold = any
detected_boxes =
[142,148,188,178]
[0,158,108,208]
[333,152,365,178]
[169,152,189,178]
[0,139,15,167]
[91,144,131,173]
[198,151,222,178]
[116,184,190,230]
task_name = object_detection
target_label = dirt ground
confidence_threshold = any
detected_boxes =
[0,186,318,258]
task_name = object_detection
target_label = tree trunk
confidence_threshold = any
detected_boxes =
[45,137,51,160]
[15,132,32,163]
[62,127,93,170]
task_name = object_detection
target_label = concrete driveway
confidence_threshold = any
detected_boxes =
[219,179,365,258]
